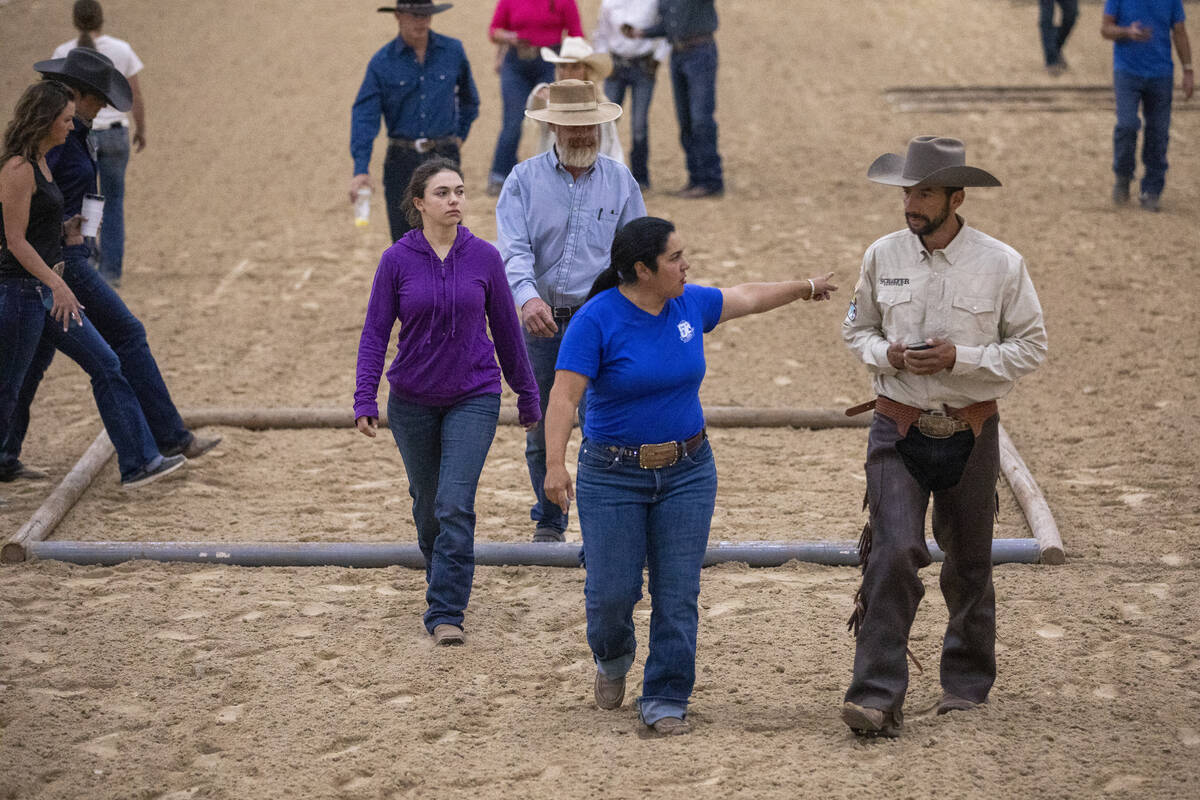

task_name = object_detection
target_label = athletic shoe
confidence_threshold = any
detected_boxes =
[0,461,49,482]
[121,455,186,490]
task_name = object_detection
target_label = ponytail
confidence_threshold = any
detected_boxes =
[73,1,103,49]
[586,216,675,300]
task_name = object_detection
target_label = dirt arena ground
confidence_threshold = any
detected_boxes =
[2,1,1199,798]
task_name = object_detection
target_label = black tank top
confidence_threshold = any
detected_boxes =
[0,159,64,280]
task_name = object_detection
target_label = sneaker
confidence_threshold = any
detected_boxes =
[645,716,691,736]
[936,692,981,715]
[432,623,465,646]
[0,461,49,482]
[841,701,903,738]
[1139,192,1161,212]
[121,454,186,489]
[1112,179,1131,206]
[594,670,626,710]
[162,434,222,459]
[532,526,565,543]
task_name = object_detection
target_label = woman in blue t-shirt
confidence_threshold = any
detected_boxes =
[543,216,837,736]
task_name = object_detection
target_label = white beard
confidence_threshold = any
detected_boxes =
[557,142,600,169]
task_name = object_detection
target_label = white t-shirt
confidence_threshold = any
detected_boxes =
[52,34,144,131]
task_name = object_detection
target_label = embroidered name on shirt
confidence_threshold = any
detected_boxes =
[879,277,909,286]
[677,320,695,343]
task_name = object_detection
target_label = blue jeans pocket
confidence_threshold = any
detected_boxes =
[38,284,82,329]
[578,440,622,470]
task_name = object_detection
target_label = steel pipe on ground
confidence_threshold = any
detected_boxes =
[28,538,1041,569]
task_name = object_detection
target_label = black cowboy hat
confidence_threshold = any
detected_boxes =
[377,1,453,14]
[34,48,133,112]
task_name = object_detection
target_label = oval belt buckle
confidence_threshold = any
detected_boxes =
[917,413,957,439]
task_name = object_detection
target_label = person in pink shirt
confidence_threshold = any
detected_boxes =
[487,0,583,194]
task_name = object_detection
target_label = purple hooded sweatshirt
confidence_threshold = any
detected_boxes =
[354,225,540,425]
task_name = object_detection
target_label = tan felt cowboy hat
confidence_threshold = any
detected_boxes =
[377,1,452,14]
[525,80,622,126]
[867,136,1001,187]
[541,37,613,81]
[34,48,132,112]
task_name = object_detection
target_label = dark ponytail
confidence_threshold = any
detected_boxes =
[587,216,675,299]
[73,0,103,49]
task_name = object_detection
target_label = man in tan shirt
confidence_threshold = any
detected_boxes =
[839,136,1048,738]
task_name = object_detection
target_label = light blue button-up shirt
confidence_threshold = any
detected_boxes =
[497,149,646,310]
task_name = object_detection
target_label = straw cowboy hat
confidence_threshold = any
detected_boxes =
[34,48,132,112]
[541,37,613,81]
[867,136,1001,187]
[525,80,622,126]
[376,0,452,14]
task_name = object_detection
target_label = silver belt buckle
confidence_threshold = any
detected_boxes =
[414,137,432,154]
[917,412,963,439]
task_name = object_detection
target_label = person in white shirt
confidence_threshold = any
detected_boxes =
[52,0,146,287]
[592,0,670,189]
[524,37,625,167]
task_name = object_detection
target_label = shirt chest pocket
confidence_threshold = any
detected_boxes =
[951,294,998,341]
[588,210,620,249]
[877,289,919,333]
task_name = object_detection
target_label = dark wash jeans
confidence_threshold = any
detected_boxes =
[669,40,723,191]
[91,125,131,282]
[576,437,717,725]
[0,278,48,468]
[605,57,658,187]
[1038,0,1078,68]
[2,244,190,477]
[1112,70,1175,196]
[387,392,500,633]
[382,141,461,242]
[845,413,1000,714]
[489,47,555,184]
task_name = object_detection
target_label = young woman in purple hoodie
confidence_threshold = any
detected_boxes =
[354,158,541,646]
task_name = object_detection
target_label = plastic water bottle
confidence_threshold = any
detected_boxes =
[354,187,371,228]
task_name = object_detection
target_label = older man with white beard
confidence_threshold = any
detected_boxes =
[497,79,646,543]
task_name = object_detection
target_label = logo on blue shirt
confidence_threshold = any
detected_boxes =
[677,320,695,342]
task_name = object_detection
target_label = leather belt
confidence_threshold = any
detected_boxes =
[672,33,714,52]
[602,429,707,469]
[846,397,997,438]
[387,136,457,154]
[551,305,581,321]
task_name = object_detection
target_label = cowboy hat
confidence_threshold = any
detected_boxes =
[34,48,132,112]
[541,37,613,81]
[525,80,621,126]
[376,1,452,14]
[867,136,1001,188]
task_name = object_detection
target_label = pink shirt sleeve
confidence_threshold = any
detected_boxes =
[489,0,511,38]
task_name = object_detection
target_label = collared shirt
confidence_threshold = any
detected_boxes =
[488,0,584,48]
[842,219,1047,410]
[45,116,96,218]
[350,31,480,175]
[592,0,671,62]
[497,149,646,309]
[642,0,718,43]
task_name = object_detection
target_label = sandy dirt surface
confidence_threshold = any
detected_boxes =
[2,0,1199,798]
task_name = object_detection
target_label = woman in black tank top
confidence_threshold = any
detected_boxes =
[1,82,85,447]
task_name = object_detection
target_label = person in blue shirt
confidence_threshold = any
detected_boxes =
[497,79,645,544]
[1102,0,1193,211]
[350,1,480,241]
[543,216,836,736]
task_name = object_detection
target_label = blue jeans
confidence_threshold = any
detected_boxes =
[576,437,717,725]
[1038,0,1077,67]
[1,244,191,474]
[606,58,658,187]
[523,323,586,534]
[91,126,131,283]
[489,48,555,183]
[387,392,500,633]
[669,41,723,191]
[1113,70,1175,196]
[0,278,48,467]
[382,142,461,242]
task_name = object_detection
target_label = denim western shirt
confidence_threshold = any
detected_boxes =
[641,0,718,43]
[45,116,96,218]
[350,32,480,175]
[497,149,646,310]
